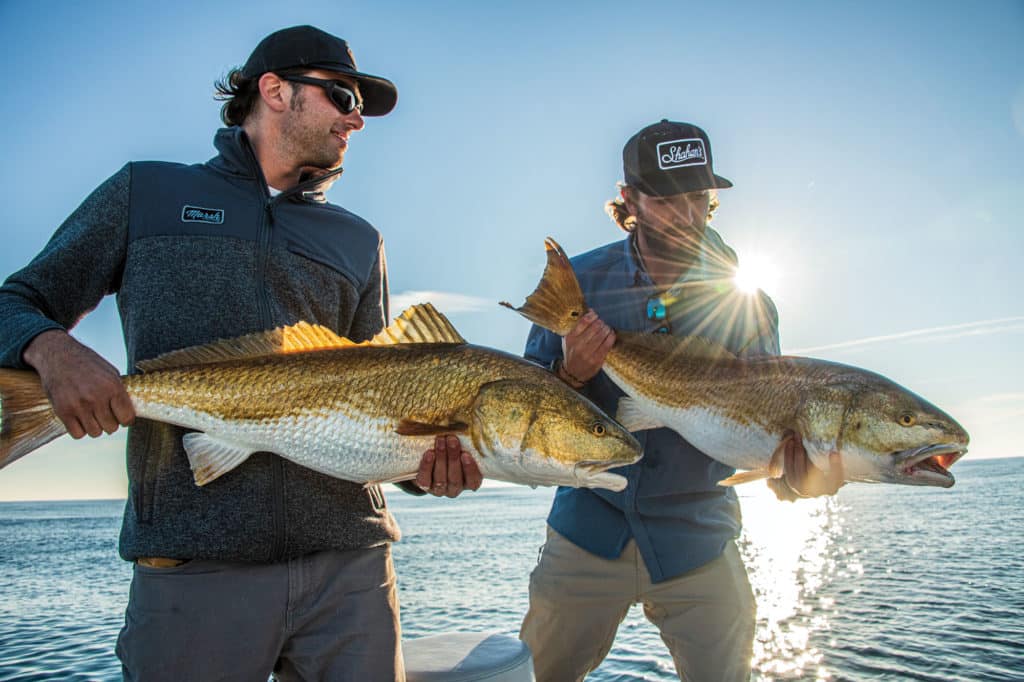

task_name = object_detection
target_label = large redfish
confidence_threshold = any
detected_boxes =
[0,304,641,490]
[502,238,968,488]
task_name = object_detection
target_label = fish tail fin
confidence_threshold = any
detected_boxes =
[500,237,589,336]
[0,369,66,469]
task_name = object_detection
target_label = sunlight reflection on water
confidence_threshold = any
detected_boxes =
[739,486,841,680]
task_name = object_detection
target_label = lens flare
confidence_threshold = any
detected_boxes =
[734,253,780,295]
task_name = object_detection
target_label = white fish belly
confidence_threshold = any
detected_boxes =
[616,390,778,471]
[133,400,444,483]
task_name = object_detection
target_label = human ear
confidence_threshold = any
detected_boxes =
[257,72,290,113]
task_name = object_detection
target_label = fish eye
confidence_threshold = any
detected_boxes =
[591,422,607,436]
[570,309,582,319]
[898,412,916,427]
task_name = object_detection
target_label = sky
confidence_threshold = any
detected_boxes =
[0,0,1021,501]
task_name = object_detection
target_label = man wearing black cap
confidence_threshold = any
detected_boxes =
[518,121,843,681]
[0,25,478,680]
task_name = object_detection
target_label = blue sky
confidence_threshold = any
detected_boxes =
[0,1,1021,500]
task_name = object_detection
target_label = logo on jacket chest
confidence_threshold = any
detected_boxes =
[181,205,225,224]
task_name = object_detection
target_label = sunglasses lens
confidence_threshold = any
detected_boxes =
[330,85,361,114]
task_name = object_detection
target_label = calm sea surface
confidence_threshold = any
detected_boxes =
[1,457,1021,681]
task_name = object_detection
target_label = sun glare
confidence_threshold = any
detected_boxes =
[734,253,780,295]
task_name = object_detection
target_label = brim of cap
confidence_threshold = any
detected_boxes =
[635,173,733,196]
[710,174,733,189]
[313,64,397,116]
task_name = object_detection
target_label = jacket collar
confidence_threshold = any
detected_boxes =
[206,127,343,202]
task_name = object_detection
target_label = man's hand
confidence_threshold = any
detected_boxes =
[22,330,135,439]
[415,435,483,498]
[767,432,845,501]
[560,310,615,386]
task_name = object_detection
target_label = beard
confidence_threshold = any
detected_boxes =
[279,90,345,171]
[634,216,705,266]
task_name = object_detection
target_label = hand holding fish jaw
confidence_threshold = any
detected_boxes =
[766,432,846,501]
[22,330,135,439]
[415,435,483,498]
[560,310,615,387]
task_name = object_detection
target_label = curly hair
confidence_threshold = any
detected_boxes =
[214,67,308,126]
[604,184,720,232]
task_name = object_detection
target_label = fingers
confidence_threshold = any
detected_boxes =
[417,435,481,497]
[444,435,463,497]
[766,475,798,502]
[780,432,846,499]
[824,452,846,495]
[563,311,614,382]
[110,391,136,427]
[461,452,483,491]
[415,449,435,491]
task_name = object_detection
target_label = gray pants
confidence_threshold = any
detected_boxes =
[117,545,404,681]
[520,527,755,682]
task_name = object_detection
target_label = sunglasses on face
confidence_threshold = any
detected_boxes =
[279,75,364,115]
[646,295,672,334]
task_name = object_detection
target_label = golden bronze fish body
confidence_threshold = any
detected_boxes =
[502,238,969,488]
[0,305,642,491]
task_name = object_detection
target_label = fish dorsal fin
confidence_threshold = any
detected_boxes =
[625,333,737,361]
[136,322,350,372]
[365,303,466,346]
[137,305,465,372]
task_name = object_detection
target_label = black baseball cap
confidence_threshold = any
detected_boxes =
[623,120,732,196]
[241,25,398,117]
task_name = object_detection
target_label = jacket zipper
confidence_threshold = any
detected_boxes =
[240,133,345,561]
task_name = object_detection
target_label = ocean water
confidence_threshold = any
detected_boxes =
[1,457,1021,681]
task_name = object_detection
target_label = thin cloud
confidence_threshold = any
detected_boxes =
[390,290,494,314]
[788,316,1024,354]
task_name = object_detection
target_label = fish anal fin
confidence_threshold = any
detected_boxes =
[615,397,665,432]
[718,469,771,486]
[395,420,470,437]
[182,432,257,486]
[137,322,350,372]
[364,471,419,487]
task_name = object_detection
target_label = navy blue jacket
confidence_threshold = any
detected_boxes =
[0,127,401,562]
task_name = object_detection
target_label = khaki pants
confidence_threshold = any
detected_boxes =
[520,527,755,682]
[117,545,404,681]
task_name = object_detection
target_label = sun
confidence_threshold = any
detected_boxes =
[733,253,780,295]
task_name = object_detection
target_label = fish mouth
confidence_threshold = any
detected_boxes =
[574,455,641,474]
[894,443,967,487]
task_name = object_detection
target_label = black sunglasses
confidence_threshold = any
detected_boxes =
[280,75,364,115]
[646,294,672,334]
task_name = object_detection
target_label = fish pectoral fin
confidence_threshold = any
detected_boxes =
[718,469,771,486]
[615,398,665,432]
[182,433,257,486]
[395,420,470,436]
